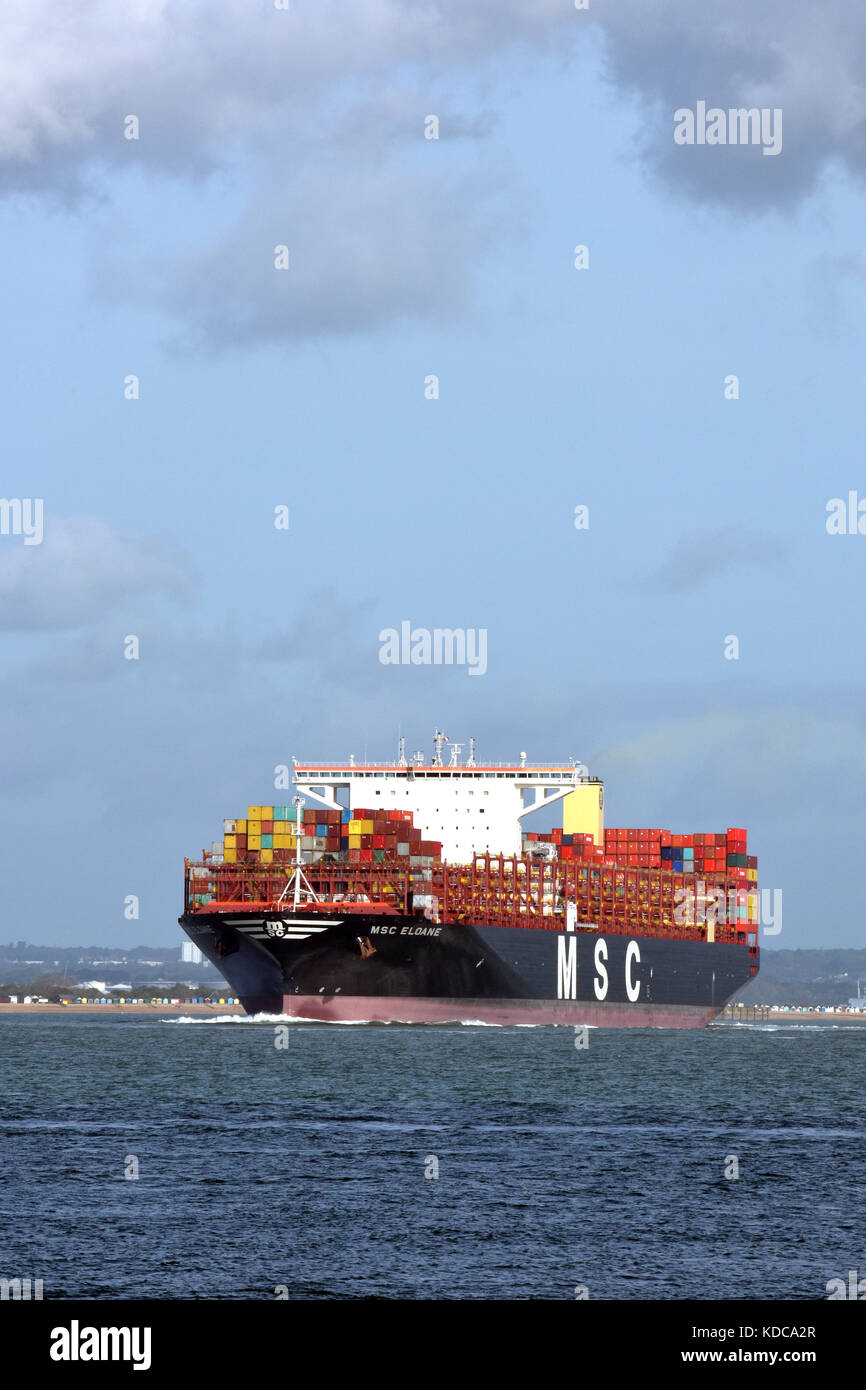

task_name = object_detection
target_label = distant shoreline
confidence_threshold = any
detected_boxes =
[0,1002,244,1016]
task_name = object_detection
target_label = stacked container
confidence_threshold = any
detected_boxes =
[523,824,758,927]
[218,805,440,867]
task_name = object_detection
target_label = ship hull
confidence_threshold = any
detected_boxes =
[180,908,756,1028]
[268,994,716,1027]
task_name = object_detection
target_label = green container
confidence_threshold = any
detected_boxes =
[273,806,287,821]
[373,848,385,862]
[261,834,273,848]
[683,847,694,859]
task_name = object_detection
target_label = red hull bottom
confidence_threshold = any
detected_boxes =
[270,995,718,1028]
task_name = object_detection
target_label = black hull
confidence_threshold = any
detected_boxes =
[180,909,757,1027]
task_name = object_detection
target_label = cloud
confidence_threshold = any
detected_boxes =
[0,1,570,188]
[4,0,866,355]
[646,528,786,593]
[598,0,866,208]
[0,515,196,630]
[803,252,866,339]
[0,3,561,346]
[145,160,508,350]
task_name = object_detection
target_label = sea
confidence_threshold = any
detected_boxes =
[0,1015,863,1301]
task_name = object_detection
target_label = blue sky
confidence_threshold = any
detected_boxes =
[1,2,865,948]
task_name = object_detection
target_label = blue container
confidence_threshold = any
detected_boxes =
[316,823,327,836]
[673,859,684,872]
[273,806,288,821]
[683,847,694,859]
[341,809,351,823]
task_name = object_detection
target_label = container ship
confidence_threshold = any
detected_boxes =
[179,734,759,1026]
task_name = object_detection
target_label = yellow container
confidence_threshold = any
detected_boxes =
[260,848,273,863]
[248,806,261,820]
[747,868,758,882]
[248,820,261,836]
[348,819,362,833]
[260,806,273,818]
[224,834,237,849]
[248,834,261,850]
[224,847,237,863]
[562,784,604,843]
[359,819,374,834]
[348,835,362,849]
[274,834,292,849]
[236,819,247,833]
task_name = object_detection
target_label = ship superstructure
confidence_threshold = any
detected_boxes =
[290,732,602,863]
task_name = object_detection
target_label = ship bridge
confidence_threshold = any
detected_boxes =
[291,734,604,862]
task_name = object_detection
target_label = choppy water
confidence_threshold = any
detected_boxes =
[0,1015,863,1300]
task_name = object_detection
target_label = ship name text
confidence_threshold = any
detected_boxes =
[370,924,442,937]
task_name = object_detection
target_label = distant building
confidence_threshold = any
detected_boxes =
[181,942,203,964]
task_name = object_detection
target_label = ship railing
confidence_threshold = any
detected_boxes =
[184,855,758,944]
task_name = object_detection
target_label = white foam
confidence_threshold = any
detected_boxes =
[164,1013,562,1028]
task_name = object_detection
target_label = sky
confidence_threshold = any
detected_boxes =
[1,1,865,948]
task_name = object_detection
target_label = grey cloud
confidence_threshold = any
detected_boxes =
[647,528,786,593]
[0,516,197,630]
[0,1,569,189]
[597,0,866,208]
[141,157,510,350]
[5,0,866,358]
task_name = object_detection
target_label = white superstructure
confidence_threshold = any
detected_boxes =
[291,733,603,862]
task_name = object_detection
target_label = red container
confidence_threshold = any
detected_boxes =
[360,849,373,862]
[373,835,385,849]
